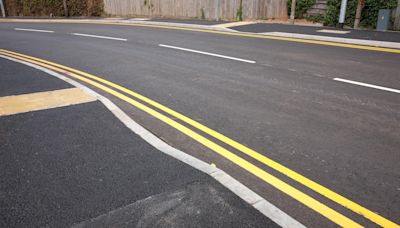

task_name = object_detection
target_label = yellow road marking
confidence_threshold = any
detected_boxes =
[1,20,400,54]
[0,88,96,117]
[0,51,364,228]
[1,49,398,228]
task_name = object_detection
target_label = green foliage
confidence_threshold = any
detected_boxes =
[22,0,63,16]
[236,0,243,21]
[4,0,23,16]
[4,0,103,17]
[359,0,397,28]
[287,0,316,19]
[324,0,397,28]
[68,0,86,16]
[305,14,324,23]
[200,8,205,20]
[324,0,341,26]
[86,0,103,16]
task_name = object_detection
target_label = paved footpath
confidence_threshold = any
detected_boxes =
[230,23,400,42]
[145,17,400,43]
[0,58,277,227]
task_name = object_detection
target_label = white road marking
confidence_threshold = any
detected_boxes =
[14,28,54,33]
[72,33,127,41]
[334,78,400,94]
[317,29,351,34]
[212,21,258,28]
[159,44,256,64]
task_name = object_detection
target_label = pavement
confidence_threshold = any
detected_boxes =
[0,57,277,227]
[2,17,400,49]
[230,23,400,42]
[144,18,400,43]
[0,19,399,228]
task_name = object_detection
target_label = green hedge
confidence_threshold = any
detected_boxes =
[4,0,103,17]
[287,0,316,19]
[324,0,398,28]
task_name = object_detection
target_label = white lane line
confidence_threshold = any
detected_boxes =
[317,29,350,34]
[72,33,127,41]
[159,44,256,64]
[14,28,54,33]
[334,78,400,94]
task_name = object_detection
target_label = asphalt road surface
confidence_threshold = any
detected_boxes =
[0,21,399,227]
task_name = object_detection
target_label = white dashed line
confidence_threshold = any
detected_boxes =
[159,44,256,64]
[14,28,54,33]
[72,33,128,41]
[334,78,400,94]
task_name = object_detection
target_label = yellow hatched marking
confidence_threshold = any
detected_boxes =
[0,88,96,117]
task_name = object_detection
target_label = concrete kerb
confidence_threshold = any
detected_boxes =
[0,54,306,228]
[1,18,400,49]
[259,31,400,49]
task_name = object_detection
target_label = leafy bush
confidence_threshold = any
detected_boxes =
[306,14,324,23]
[236,0,243,21]
[287,0,316,19]
[4,0,23,16]
[4,0,103,17]
[359,0,397,28]
[86,0,103,16]
[324,0,397,28]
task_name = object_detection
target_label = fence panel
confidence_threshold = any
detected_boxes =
[103,0,287,20]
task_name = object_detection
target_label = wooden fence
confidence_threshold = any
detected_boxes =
[103,0,288,20]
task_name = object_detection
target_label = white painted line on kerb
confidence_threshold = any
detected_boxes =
[334,78,400,94]
[159,44,256,64]
[317,29,350,34]
[14,28,54,33]
[72,33,127,41]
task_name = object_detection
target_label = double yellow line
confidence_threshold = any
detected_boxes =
[1,49,398,228]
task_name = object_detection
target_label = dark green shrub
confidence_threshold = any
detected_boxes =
[306,14,324,23]
[359,0,397,28]
[67,0,86,16]
[236,0,243,21]
[324,0,397,28]
[4,0,103,17]
[200,8,205,20]
[4,0,23,16]
[287,0,316,19]
[86,0,103,16]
